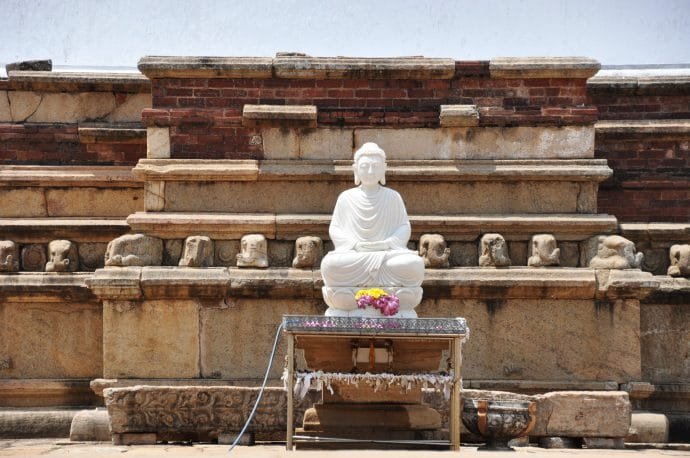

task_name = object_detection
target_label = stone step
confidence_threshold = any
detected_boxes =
[126,211,617,241]
[0,166,143,218]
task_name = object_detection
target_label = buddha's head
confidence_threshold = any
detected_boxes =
[353,142,386,187]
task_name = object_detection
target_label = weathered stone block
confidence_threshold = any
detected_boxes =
[0,91,10,122]
[0,301,102,378]
[28,93,117,123]
[261,128,299,159]
[7,91,41,122]
[45,188,142,217]
[102,300,199,378]
[532,391,631,438]
[508,241,527,266]
[146,127,170,159]
[163,239,182,266]
[0,189,47,217]
[419,299,641,381]
[439,104,479,127]
[199,299,322,379]
[144,181,165,211]
[641,301,690,383]
[559,242,579,267]
[299,128,353,159]
[242,104,317,128]
[107,93,151,123]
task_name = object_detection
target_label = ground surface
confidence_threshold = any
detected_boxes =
[1,440,690,457]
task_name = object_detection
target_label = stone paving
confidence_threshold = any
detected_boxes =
[1,440,690,457]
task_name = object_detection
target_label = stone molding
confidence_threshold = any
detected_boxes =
[5,70,150,93]
[619,223,690,245]
[242,104,317,128]
[0,218,130,243]
[0,379,99,408]
[588,74,690,96]
[137,56,274,79]
[126,211,618,241]
[132,158,611,182]
[138,56,600,80]
[0,272,95,302]
[490,57,601,79]
[86,265,656,301]
[0,166,141,188]
[596,120,690,139]
[78,123,146,144]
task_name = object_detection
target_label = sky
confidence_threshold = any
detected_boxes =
[1,0,689,70]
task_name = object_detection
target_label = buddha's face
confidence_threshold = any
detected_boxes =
[356,155,386,187]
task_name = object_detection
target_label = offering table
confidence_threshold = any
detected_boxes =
[282,315,468,451]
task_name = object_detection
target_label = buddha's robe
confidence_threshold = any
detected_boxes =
[320,186,424,287]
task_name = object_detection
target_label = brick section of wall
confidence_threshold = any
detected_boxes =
[0,123,146,165]
[145,69,596,159]
[596,135,690,223]
[593,93,690,120]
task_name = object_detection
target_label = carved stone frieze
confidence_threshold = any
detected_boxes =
[236,234,268,268]
[104,386,313,438]
[479,233,511,268]
[589,235,643,269]
[527,234,560,267]
[105,234,163,267]
[668,244,690,277]
[20,244,46,272]
[45,239,79,272]
[179,236,214,267]
[292,236,323,268]
[0,240,19,272]
[419,233,450,268]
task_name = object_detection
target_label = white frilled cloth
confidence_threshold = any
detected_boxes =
[283,370,456,401]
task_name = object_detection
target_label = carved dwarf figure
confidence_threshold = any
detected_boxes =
[179,236,214,267]
[45,240,79,272]
[419,234,450,268]
[668,244,690,277]
[589,235,644,269]
[237,234,268,268]
[292,236,323,268]
[0,241,19,272]
[479,233,511,268]
[105,234,163,267]
[527,234,560,267]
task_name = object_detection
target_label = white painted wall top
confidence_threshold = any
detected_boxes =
[1,0,689,69]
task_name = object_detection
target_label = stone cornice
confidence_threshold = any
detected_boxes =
[490,57,601,79]
[0,217,130,243]
[588,75,690,95]
[0,272,95,302]
[137,56,274,79]
[132,159,612,183]
[619,222,690,243]
[596,120,690,139]
[5,71,150,93]
[86,266,657,301]
[78,123,147,144]
[138,56,597,80]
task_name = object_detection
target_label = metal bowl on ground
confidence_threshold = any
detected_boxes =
[461,398,537,451]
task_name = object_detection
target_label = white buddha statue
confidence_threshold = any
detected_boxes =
[321,142,424,317]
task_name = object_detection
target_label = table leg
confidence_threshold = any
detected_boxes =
[286,333,294,451]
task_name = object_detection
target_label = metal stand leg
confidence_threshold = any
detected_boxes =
[450,337,462,451]
[286,333,295,451]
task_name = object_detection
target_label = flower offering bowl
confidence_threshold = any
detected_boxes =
[461,398,537,451]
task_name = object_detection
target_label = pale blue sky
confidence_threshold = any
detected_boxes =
[1,0,689,69]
